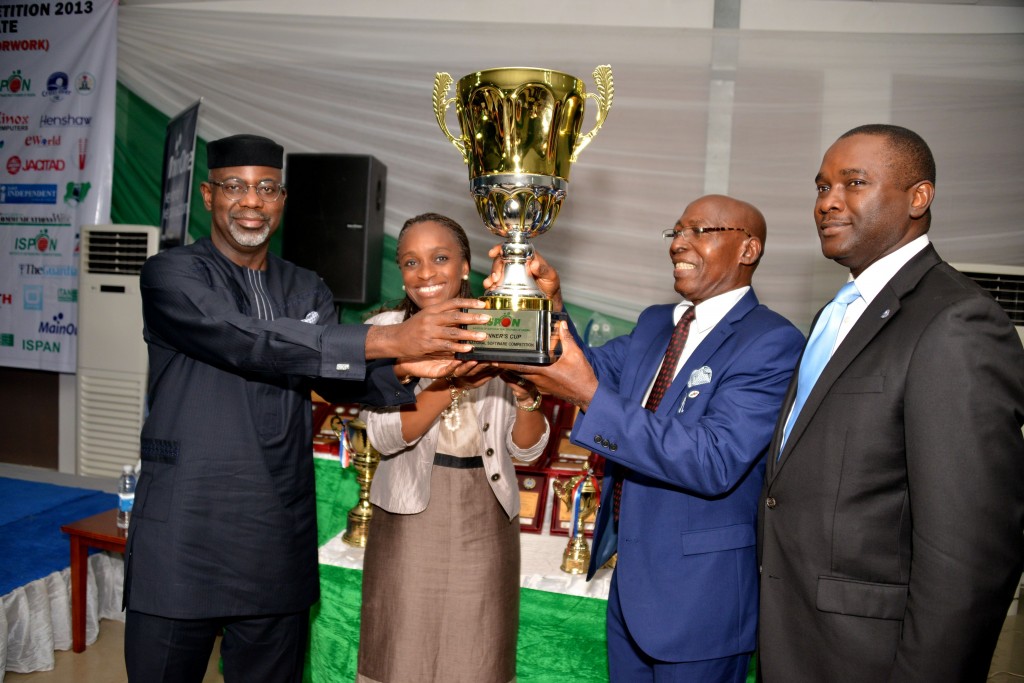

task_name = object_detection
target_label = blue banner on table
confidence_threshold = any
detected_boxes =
[0,0,118,372]
[159,99,200,248]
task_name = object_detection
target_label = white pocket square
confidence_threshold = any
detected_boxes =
[687,366,712,387]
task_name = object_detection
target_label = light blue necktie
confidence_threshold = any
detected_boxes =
[779,281,861,455]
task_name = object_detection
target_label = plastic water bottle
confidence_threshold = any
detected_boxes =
[117,464,137,530]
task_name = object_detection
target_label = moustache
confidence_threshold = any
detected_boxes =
[231,211,270,222]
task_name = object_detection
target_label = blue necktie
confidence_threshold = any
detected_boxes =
[779,281,861,455]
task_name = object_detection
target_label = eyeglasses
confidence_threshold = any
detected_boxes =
[207,179,286,202]
[661,226,751,242]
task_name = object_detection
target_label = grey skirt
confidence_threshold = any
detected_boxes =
[357,460,520,683]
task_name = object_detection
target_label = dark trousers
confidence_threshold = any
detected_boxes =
[606,571,751,683]
[125,608,309,683]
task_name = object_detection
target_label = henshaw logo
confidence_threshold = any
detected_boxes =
[39,113,91,128]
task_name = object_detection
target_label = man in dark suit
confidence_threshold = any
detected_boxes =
[758,124,1024,682]
[123,134,489,682]
[500,194,804,681]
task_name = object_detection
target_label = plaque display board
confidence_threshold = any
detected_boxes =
[515,470,549,534]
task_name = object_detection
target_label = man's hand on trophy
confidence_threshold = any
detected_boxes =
[483,244,564,309]
[365,299,489,359]
[494,322,597,410]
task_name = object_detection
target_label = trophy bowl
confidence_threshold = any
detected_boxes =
[434,65,613,364]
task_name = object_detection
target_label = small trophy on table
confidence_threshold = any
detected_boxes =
[331,415,380,548]
[552,466,602,574]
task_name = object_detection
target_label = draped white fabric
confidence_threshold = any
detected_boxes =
[0,553,123,677]
[118,5,1024,329]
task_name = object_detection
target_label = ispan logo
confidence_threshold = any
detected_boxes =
[39,312,76,337]
[22,338,61,353]
[42,72,70,102]
[13,228,57,254]
[0,70,33,97]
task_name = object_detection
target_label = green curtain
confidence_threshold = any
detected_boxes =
[111,83,635,332]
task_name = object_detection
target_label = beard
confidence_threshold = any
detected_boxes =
[228,212,272,247]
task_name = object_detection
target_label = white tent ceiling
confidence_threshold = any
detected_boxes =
[118,0,1024,328]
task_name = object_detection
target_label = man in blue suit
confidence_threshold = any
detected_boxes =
[498,194,804,681]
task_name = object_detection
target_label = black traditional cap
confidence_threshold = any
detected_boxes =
[206,134,284,169]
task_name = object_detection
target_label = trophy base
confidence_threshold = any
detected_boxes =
[560,536,591,574]
[342,505,372,548]
[456,295,566,365]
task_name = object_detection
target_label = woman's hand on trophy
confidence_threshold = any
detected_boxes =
[483,244,564,310]
[365,299,489,359]
[494,322,597,410]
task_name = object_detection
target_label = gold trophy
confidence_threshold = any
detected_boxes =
[433,65,613,363]
[552,470,601,574]
[331,415,381,548]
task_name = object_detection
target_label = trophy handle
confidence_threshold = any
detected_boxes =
[570,64,614,163]
[433,72,470,164]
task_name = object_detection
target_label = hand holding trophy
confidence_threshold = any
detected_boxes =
[433,65,613,364]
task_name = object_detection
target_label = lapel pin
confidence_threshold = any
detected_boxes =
[688,390,700,399]
[880,309,891,319]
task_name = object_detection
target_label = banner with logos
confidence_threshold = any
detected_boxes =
[0,0,117,372]
[160,98,200,248]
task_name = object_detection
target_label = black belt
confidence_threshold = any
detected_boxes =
[433,452,484,469]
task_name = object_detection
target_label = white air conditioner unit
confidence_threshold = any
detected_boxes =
[76,225,160,478]
[952,263,1024,346]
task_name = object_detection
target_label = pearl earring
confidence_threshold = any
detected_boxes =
[462,274,469,281]
[401,285,406,291]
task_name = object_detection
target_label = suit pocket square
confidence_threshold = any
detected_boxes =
[688,366,712,387]
[678,366,712,413]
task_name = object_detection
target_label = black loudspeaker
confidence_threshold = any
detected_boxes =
[282,154,386,305]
